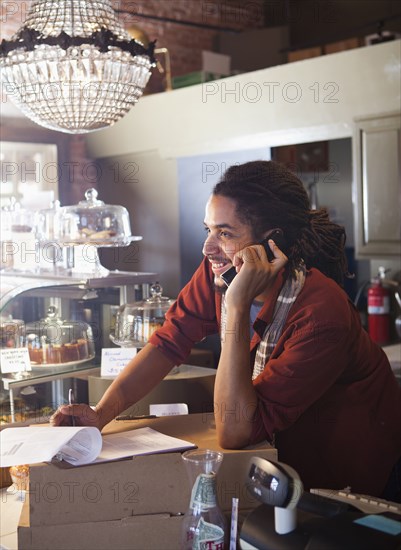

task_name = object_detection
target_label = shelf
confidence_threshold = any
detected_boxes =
[0,270,158,310]
[2,362,101,390]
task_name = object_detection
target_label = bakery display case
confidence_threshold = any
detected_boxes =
[0,188,160,422]
[0,270,158,422]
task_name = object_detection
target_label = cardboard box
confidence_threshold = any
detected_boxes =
[19,501,184,550]
[324,37,361,54]
[25,414,276,528]
[287,46,322,63]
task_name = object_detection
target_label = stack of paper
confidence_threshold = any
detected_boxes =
[0,426,196,467]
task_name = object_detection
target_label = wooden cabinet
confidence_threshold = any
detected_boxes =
[353,112,401,258]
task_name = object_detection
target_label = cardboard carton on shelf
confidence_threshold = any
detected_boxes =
[287,46,322,62]
[324,37,361,54]
[18,414,277,549]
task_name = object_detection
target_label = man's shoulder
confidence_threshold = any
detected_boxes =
[304,268,348,297]
[296,268,353,319]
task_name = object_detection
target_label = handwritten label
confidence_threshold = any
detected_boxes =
[149,403,189,416]
[101,347,137,377]
[0,348,32,374]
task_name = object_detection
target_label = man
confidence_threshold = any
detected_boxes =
[53,161,401,500]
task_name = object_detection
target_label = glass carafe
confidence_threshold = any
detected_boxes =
[181,449,227,550]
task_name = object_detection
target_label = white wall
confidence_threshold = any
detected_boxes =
[86,41,400,292]
[87,41,400,159]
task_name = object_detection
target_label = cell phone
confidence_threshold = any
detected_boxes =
[220,229,285,287]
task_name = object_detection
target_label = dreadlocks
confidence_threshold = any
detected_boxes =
[213,160,349,287]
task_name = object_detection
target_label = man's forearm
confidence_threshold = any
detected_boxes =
[214,307,258,448]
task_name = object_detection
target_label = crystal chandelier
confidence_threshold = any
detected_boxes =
[0,0,155,134]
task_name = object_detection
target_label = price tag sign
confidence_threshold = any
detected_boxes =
[101,347,137,377]
[0,348,32,374]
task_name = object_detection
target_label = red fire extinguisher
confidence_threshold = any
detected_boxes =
[367,266,391,344]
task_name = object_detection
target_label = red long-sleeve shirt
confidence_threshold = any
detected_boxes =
[150,257,401,494]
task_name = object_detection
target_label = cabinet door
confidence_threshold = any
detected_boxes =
[353,112,401,258]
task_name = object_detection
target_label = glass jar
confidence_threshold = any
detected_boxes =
[0,204,13,270]
[9,464,29,492]
[25,306,95,366]
[7,198,39,272]
[111,283,174,347]
[55,188,134,245]
[36,200,68,273]
[36,199,61,241]
[0,316,25,349]
[181,449,227,550]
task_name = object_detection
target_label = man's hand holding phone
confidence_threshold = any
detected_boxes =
[221,229,288,307]
[221,229,286,284]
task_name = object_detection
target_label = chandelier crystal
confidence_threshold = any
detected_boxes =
[0,0,155,133]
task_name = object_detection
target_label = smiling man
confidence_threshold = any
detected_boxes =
[52,161,401,501]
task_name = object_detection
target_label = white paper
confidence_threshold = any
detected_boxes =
[96,427,195,463]
[149,403,189,416]
[101,347,137,377]
[0,426,102,467]
[0,426,195,468]
[0,348,31,374]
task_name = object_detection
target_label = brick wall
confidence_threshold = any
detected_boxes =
[0,0,265,78]
[116,0,264,88]
[0,0,264,203]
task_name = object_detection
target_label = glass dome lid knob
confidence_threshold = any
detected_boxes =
[150,283,163,298]
[46,305,59,319]
[81,188,104,207]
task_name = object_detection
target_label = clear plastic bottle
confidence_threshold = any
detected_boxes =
[181,449,227,550]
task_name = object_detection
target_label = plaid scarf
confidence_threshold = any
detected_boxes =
[220,262,306,380]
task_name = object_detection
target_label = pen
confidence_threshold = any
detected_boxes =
[115,414,157,421]
[68,388,75,427]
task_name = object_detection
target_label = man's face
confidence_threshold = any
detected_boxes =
[202,194,254,290]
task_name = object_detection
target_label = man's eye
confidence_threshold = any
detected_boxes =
[204,227,210,234]
[220,231,231,238]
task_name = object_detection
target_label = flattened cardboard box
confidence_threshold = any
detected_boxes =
[19,499,184,550]
[27,413,277,526]
[18,498,254,550]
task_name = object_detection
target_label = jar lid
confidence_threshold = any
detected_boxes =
[26,306,93,334]
[145,283,172,304]
[129,283,174,310]
[55,189,142,246]
[7,197,37,233]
